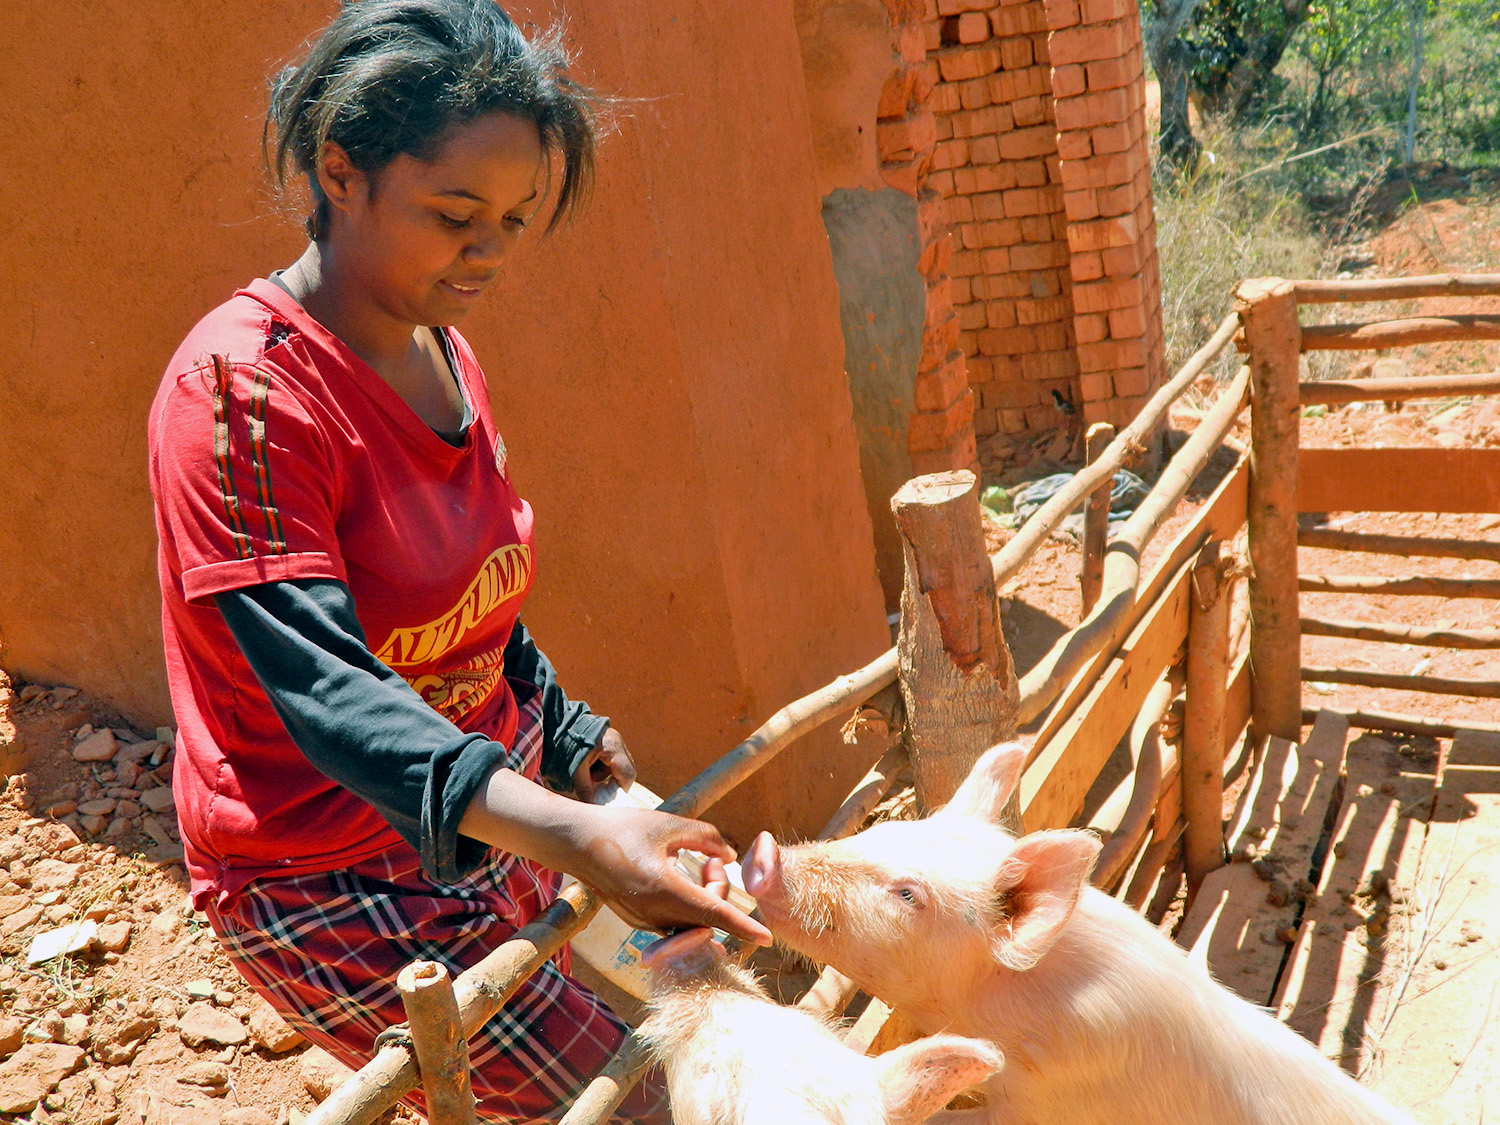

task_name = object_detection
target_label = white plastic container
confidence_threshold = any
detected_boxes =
[563,779,757,1001]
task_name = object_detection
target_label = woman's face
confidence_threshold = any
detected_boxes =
[324,111,545,327]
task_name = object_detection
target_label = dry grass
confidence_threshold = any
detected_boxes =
[1154,119,1331,389]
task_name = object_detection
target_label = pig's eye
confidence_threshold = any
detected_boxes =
[893,885,923,908]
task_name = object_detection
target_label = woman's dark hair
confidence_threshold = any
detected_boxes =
[266,0,601,240]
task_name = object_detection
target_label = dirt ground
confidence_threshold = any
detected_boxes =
[2,185,1498,1124]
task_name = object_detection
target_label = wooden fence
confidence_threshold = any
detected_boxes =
[305,273,1500,1125]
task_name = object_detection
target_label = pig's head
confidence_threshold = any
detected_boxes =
[742,744,1101,1016]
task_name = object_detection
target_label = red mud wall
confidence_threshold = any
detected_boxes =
[0,1,890,842]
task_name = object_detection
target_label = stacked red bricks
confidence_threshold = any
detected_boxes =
[921,0,1165,440]
[876,0,982,475]
[1045,0,1165,429]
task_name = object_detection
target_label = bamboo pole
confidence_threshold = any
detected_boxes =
[1299,574,1500,598]
[990,313,1240,590]
[1299,371,1500,406]
[1292,274,1500,303]
[1300,706,1500,738]
[1182,541,1236,896]
[1238,278,1304,743]
[396,962,477,1125]
[1300,315,1500,351]
[1017,366,1250,724]
[1300,616,1500,648]
[1297,525,1500,562]
[1301,666,1500,699]
[556,1033,654,1125]
[893,471,1020,815]
[1081,423,1116,613]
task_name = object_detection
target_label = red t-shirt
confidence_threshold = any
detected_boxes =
[148,278,534,903]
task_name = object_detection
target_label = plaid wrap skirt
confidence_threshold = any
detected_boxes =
[204,695,668,1124]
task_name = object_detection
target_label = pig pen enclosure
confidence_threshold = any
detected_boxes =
[309,274,1500,1125]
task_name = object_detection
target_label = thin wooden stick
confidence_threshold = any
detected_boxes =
[1300,616,1500,648]
[1300,706,1500,738]
[1091,677,1174,891]
[990,313,1240,590]
[1297,525,1500,562]
[1301,666,1500,699]
[1182,541,1235,896]
[1292,274,1500,303]
[1299,574,1500,598]
[1017,367,1250,724]
[1081,423,1116,613]
[1239,277,1303,743]
[1300,315,1500,351]
[656,646,899,820]
[556,1032,654,1125]
[815,742,908,842]
[396,962,477,1125]
[1298,371,1500,406]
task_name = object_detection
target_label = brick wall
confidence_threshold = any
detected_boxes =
[923,0,1166,443]
[874,0,982,476]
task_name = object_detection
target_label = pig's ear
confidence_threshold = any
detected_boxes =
[875,1034,1003,1124]
[990,830,1101,970]
[941,743,1027,824]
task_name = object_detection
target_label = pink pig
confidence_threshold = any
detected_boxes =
[741,744,1414,1125]
[639,903,1002,1125]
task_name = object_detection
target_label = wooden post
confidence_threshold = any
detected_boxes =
[396,961,477,1125]
[892,471,1021,819]
[1081,422,1116,613]
[1182,541,1235,897]
[1236,278,1303,743]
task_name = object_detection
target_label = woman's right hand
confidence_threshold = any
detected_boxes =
[562,804,772,947]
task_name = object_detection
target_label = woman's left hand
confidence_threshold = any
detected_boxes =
[572,727,637,801]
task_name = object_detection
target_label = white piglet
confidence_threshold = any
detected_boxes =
[639,879,1002,1125]
[740,744,1415,1125]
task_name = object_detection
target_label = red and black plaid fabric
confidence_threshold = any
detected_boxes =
[205,696,668,1123]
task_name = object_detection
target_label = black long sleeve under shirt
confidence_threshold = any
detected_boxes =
[214,578,608,883]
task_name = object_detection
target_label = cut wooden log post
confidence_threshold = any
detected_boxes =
[1182,541,1236,897]
[396,962,477,1125]
[1292,273,1500,302]
[1298,574,1500,598]
[1300,315,1500,350]
[1237,278,1304,743]
[1300,706,1500,738]
[1301,666,1500,699]
[893,471,1021,818]
[1298,370,1500,406]
[1300,616,1500,649]
[1297,525,1500,563]
[1081,422,1116,613]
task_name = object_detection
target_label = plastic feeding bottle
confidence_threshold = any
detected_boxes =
[563,779,758,1001]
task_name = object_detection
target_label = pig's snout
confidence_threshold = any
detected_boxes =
[740,831,782,900]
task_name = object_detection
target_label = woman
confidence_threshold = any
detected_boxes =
[147,2,767,1120]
